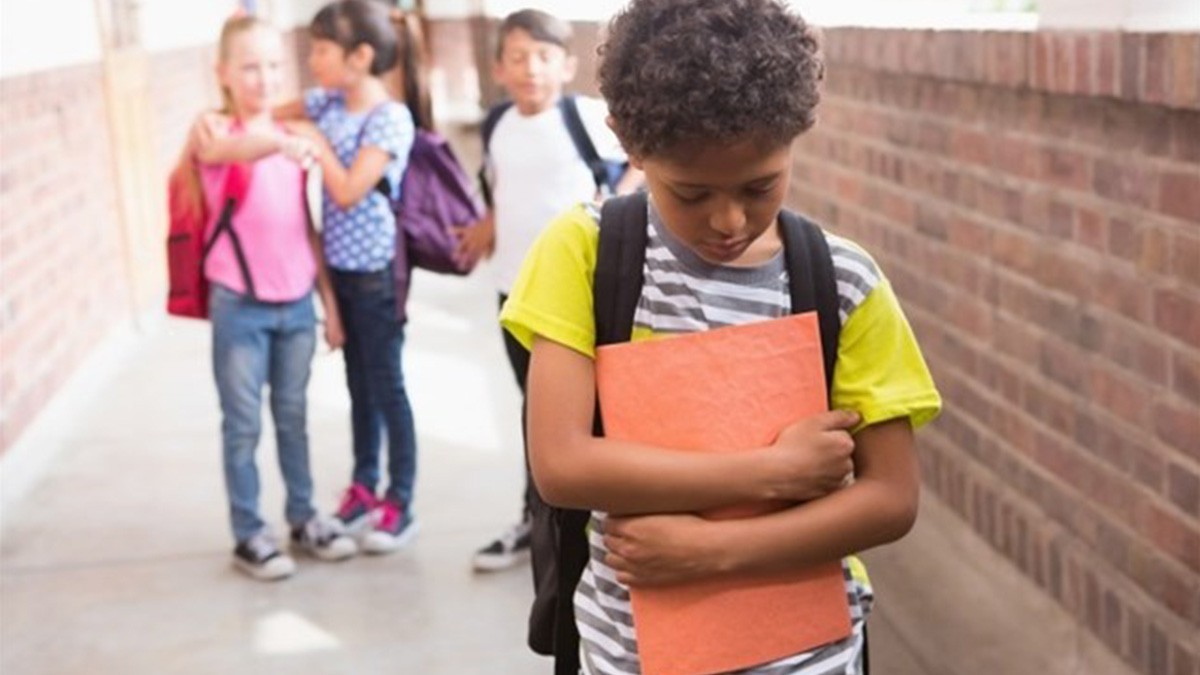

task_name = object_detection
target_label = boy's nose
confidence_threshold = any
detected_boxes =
[709,199,749,237]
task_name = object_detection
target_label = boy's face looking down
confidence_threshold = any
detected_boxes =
[494,28,577,115]
[632,138,794,267]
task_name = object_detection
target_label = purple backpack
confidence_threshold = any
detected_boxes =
[386,129,484,321]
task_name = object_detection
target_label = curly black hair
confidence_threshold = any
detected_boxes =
[598,0,823,158]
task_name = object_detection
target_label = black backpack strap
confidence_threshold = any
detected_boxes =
[542,192,648,675]
[559,95,609,197]
[779,211,840,399]
[202,196,258,301]
[477,101,514,208]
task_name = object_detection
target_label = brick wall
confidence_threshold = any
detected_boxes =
[0,30,307,455]
[0,65,129,452]
[791,29,1199,675]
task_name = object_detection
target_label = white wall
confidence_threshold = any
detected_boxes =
[138,0,239,52]
[0,0,103,77]
[1039,0,1200,30]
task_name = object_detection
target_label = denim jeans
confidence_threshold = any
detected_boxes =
[332,266,418,507]
[210,284,318,543]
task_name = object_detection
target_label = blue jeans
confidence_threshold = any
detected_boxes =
[210,284,318,543]
[332,266,418,507]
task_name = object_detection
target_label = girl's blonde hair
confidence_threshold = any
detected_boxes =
[171,14,272,227]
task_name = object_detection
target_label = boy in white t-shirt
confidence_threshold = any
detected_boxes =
[458,8,642,572]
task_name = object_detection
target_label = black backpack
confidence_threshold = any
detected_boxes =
[478,95,629,207]
[527,191,843,674]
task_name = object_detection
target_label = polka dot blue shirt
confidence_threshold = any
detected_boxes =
[305,88,414,272]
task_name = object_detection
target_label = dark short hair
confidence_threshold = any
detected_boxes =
[311,0,398,75]
[496,9,573,60]
[598,0,824,158]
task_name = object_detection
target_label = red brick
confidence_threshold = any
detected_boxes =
[1172,644,1196,675]
[1172,349,1200,404]
[1155,289,1200,347]
[1089,365,1152,427]
[1172,233,1200,288]
[1075,208,1107,252]
[1120,33,1144,100]
[1097,319,1169,385]
[1169,34,1200,110]
[1166,463,1200,521]
[1041,146,1091,192]
[1072,34,1095,95]
[1158,170,1200,223]
[1093,159,1158,210]
[1154,399,1200,462]
[1096,32,1120,97]
[1144,34,1170,105]
[1050,32,1073,92]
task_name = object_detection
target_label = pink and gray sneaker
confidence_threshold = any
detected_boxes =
[335,483,377,533]
[362,498,418,554]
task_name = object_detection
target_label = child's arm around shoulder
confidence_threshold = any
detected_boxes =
[188,113,291,165]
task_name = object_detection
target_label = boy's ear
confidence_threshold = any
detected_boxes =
[562,54,578,83]
[606,115,643,169]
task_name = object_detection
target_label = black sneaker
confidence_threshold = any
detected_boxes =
[472,519,532,572]
[291,515,358,561]
[233,532,296,581]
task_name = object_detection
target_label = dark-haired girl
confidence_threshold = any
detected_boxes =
[282,0,421,554]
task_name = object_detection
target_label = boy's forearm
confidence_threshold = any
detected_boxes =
[705,419,919,577]
[535,433,780,515]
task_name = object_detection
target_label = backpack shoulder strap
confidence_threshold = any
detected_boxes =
[202,163,258,301]
[779,211,840,400]
[559,95,608,196]
[478,101,514,208]
[594,191,649,350]
[480,100,514,154]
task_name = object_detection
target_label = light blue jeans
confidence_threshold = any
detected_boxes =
[210,283,318,543]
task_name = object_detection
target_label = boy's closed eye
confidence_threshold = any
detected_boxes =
[669,179,779,205]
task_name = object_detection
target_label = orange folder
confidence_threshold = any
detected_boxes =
[595,312,852,675]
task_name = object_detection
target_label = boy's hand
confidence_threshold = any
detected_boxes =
[604,513,720,587]
[769,410,860,502]
[452,212,495,266]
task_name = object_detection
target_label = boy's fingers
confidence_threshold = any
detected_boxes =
[815,409,861,430]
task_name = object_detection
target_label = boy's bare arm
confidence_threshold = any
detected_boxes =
[527,337,859,514]
[602,418,919,587]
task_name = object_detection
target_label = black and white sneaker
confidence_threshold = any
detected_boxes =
[233,532,296,581]
[291,515,358,561]
[471,519,532,572]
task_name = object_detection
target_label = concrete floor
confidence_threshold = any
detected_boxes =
[0,258,1135,674]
